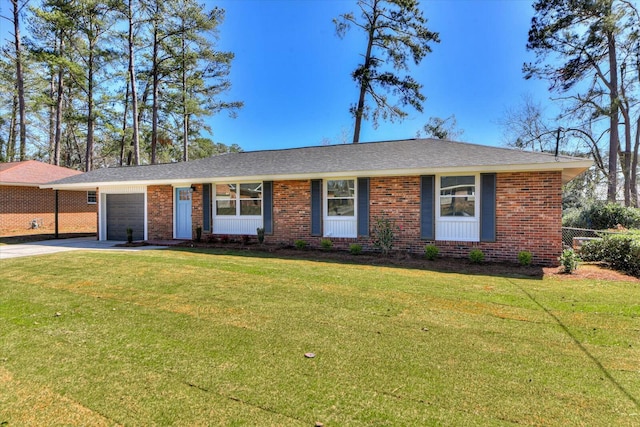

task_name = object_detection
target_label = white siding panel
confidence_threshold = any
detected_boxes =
[99,185,146,194]
[324,219,357,238]
[213,217,262,235]
[436,220,479,242]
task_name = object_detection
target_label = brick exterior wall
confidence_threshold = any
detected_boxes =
[147,185,173,240]
[0,185,97,236]
[191,184,203,240]
[272,180,313,241]
[144,171,563,266]
[265,172,562,266]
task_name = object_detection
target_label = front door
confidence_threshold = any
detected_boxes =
[176,187,192,239]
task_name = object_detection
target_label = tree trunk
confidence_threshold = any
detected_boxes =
[12,0,26,161]
[7,94,17,161]
[619,85,632,206]
[49,72,55,162]
[85,38,95,172]
[352,0,378,143]
[151,11,159,165]
[632,117,639,207]
[53,35,65,166]
[128,0,140,165]
[606,31,619,203]
[119,78,130,166]
[182,28,188,162]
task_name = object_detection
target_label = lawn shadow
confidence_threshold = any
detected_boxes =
[166,245,545,281]
[509,278,640,410]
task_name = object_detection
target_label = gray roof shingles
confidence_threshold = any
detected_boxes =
[46,138,591,187]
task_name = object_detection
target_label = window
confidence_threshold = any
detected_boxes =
[439,176,475,217]
[87,191,97,204]
[326,179,355,217]
[215,183,262,216]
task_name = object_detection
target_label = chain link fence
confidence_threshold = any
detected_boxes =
[562,227,613,251]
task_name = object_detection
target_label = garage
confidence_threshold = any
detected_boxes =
[106,193,144,240]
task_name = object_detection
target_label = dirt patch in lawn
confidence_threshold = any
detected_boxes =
[174,241,639,282]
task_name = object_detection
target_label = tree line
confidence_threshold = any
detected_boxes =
[0,0,241,171]
[1,0,638,206]
[517,0,640,207]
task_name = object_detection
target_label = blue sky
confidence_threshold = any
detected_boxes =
[208,0,552,152]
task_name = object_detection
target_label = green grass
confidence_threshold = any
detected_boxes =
[1,248,639,426]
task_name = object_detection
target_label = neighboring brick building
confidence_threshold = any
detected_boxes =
[45,139,592,265]
[0,160,97,236]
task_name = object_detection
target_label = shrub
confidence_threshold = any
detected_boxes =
[424,244,439,261]
[518,251,532,266]
[241,235,251,245]
[349,243,363,255]
[558,248,580,274]
[320,238,333,250]
[372,214,400,256]
[581,231,640,278]
[294,239,307,250]
[126,228,133,244]
[256,227,265,244]
[220,235,230,244]
[195,226,202,242]
[563,202,640,230]
[469,249,484,264]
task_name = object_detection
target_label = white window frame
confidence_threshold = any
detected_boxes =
[212,182,263,235]
[323,178,357,238]
[87,190,97,204]
[435,174,480,242]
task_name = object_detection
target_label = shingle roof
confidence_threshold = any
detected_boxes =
[45,138,592,188]
[0,160,82,186]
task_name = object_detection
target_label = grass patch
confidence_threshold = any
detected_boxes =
[1,248,639,425]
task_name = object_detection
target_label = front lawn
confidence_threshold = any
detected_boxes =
[1,248,638,425]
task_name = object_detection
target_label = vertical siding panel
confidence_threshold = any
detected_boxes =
[357,177,369,236]
[420,175,435,239]
[202,183,211,232]
[480,173,496,242]
[311,180,322,236]
[263,181,273,234]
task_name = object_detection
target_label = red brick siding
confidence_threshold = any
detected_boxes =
[272,180,313,242]
[147,185,173,240]
[369,176,422,251]
[145,171,563,265]
[265,172,561,266]
[191,184,203,239]
[0,185,97,236]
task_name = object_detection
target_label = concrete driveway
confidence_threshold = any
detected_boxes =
[0,237,169,260]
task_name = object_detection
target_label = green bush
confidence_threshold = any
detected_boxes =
[563,203,640,230]
[349,243,363,255]
[558,248,580,274]
[256,227,265,244]
[372,214,400,256]
[294,239,307,250]
[469,249,484,264]
[518,251,532,266]
[581,231,640,278]
[320,238,333,250]
[424,244,439,261]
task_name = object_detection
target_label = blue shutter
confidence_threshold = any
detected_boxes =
[263,181,273,234]
[357,178,369,236]
[480,173,496,242]
[311,180,322,236]
[202,184,211,232]
[420,175,435,240]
